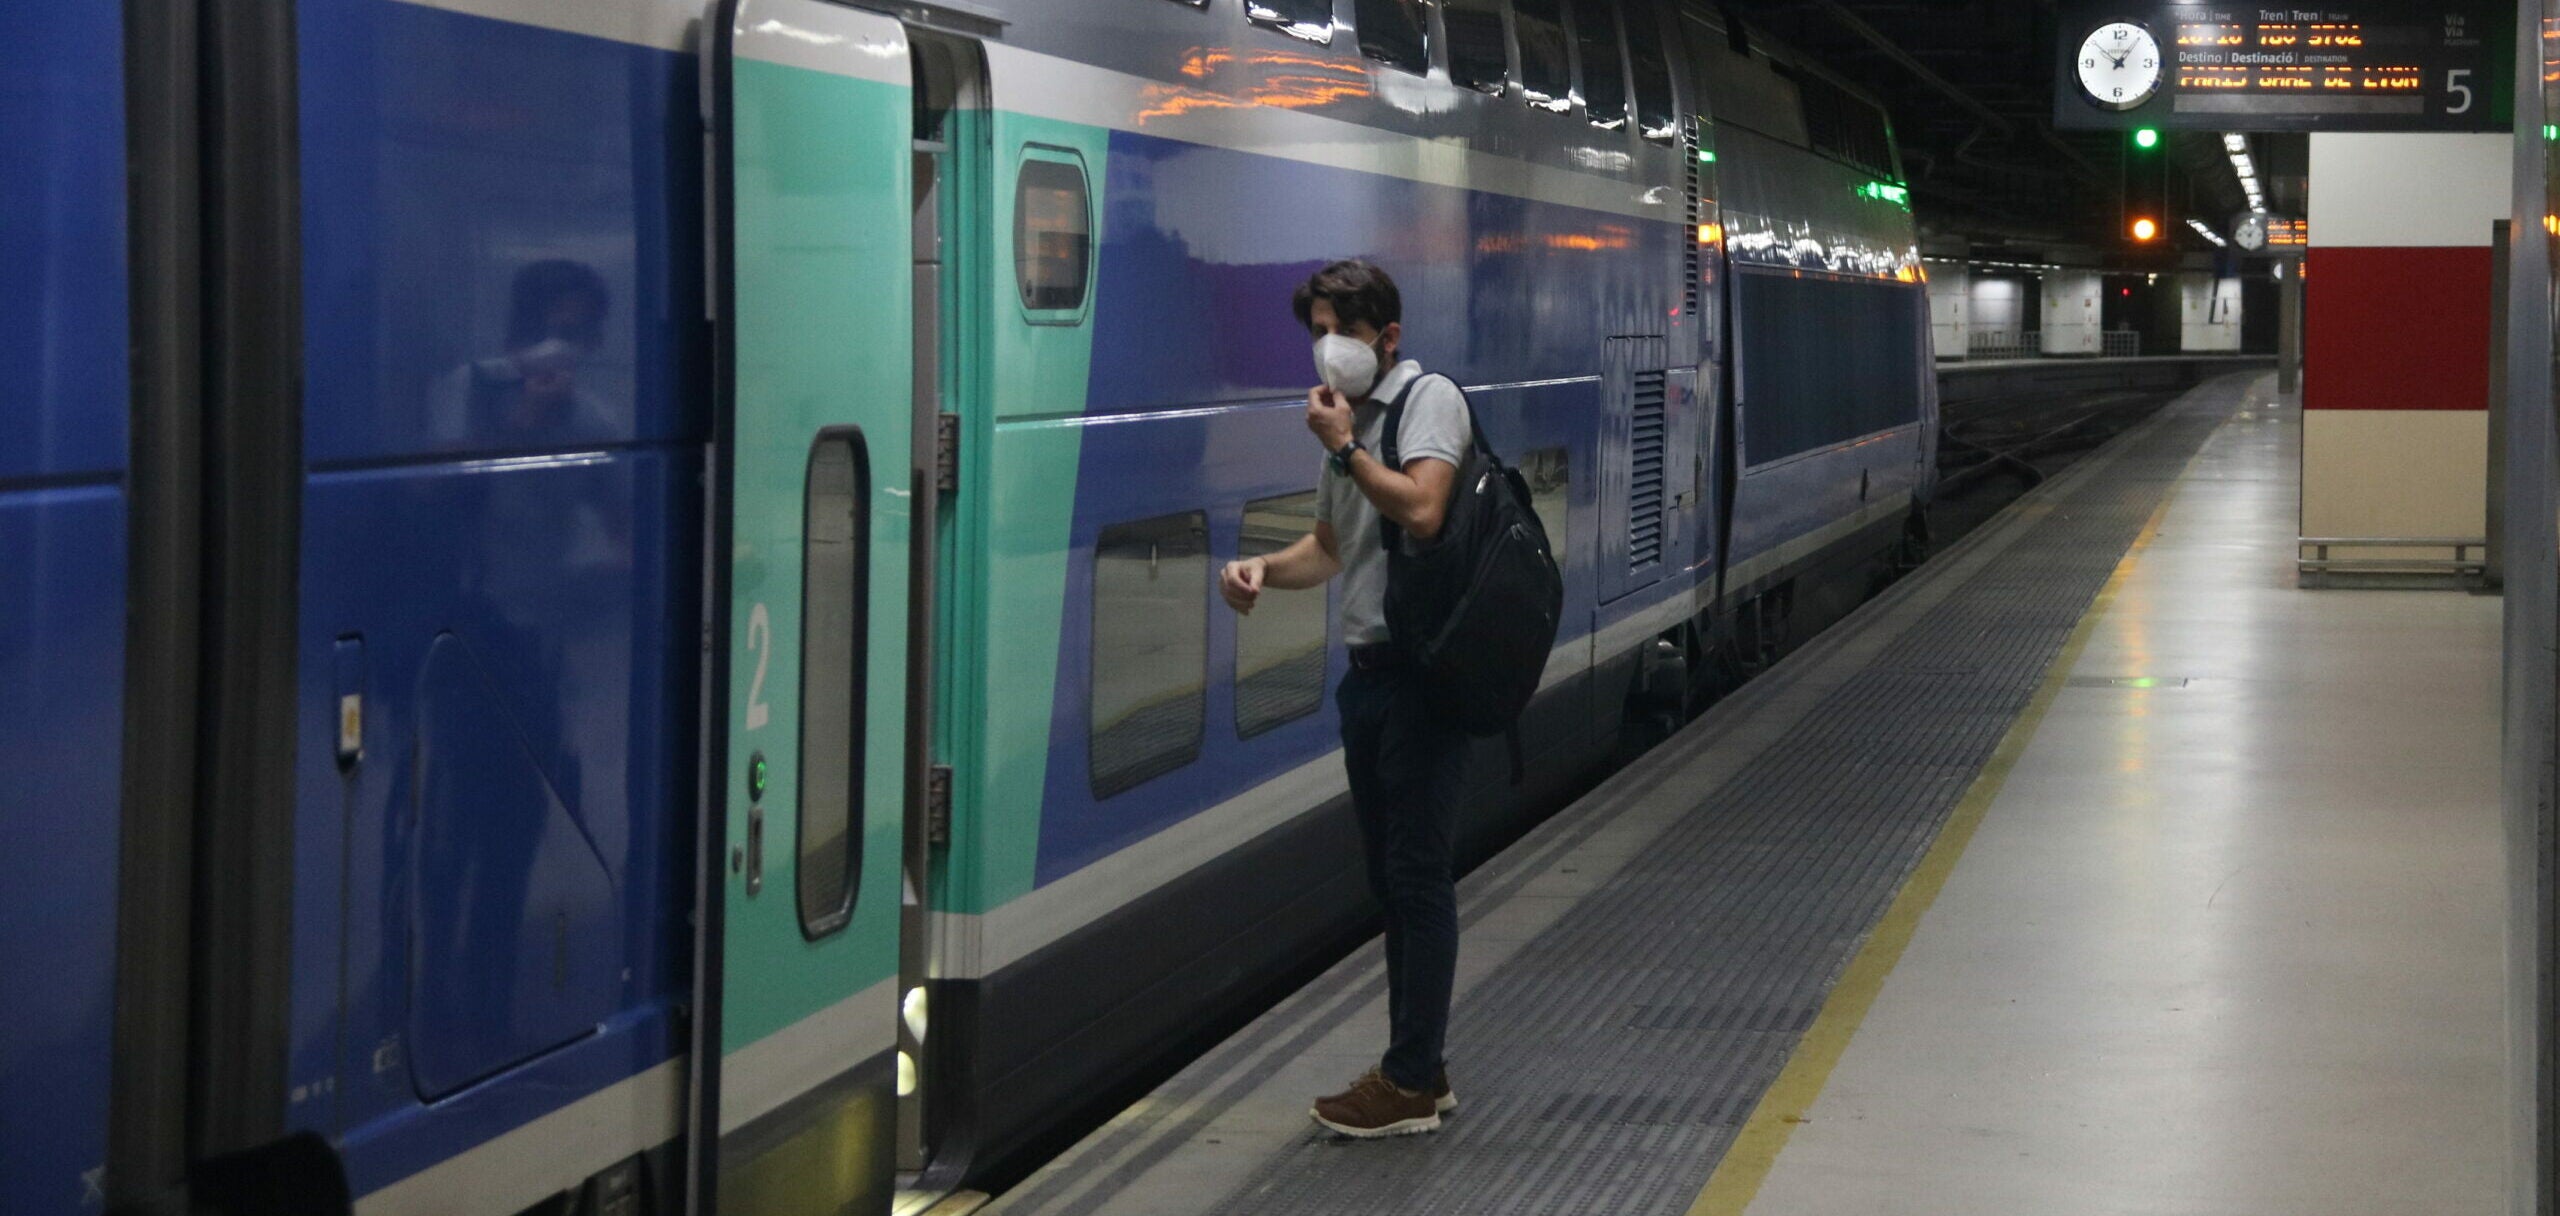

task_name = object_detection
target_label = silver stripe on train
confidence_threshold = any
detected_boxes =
[354,1060,685,1216]
[355,974,900,1211]
[1718,492,1914,606]
[935,637,1592,981]
[717,976,902,1134]
[731,0,912,84]
[388,0,700,53]
[980,42,1680,223]
[389,0,1679,221]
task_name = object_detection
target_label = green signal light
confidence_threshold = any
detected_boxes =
[748,752,769,802]
[1699,149,1718,164]
[2546,124,2558,141]
[2133,127,2161,150]
[1857,181,1910,208]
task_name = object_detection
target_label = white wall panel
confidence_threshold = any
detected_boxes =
[2179,273,2243,353]
[2307,133,2509,249]
[1928,268,1969,359]
[2041,272,2101,355]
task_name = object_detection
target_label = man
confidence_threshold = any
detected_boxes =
[1219,260,1471,1138]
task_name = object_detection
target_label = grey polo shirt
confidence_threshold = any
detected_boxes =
[1318,360,1471,648]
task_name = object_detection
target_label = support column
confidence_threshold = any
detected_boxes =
[2300,132,2508,570]
[2278,262,2303,395]
[2178,271,2242,353]
[2039,271,2101,356]
[1927,264,1970,360]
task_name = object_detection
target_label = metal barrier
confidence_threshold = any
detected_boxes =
[2102,330,2142,358]
[2296,536,2490,584]
[1965,330,2040,359]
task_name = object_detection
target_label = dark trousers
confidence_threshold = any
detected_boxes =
[1336,663,1468,1092]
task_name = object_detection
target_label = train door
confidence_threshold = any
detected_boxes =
[1,8,134,1213]
[902,26,987,1195]
[697,3,919,1212]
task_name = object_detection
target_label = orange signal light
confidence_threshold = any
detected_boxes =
[2130,217,2160,242]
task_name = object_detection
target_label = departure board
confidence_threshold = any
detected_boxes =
[2054,2,2510,131]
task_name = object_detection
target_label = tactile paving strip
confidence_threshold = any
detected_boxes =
[1008,377,2246,1216]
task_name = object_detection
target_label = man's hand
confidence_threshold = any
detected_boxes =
[1306,386,1355,452]
[1220,556,1267,615]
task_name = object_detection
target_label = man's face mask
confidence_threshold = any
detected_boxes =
[1313,332,1386,400]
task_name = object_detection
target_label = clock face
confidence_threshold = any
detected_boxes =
[2077,22,2163,111]
[2234,212,2270,251]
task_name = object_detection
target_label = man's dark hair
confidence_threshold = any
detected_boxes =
[1291,259,1401,334]
[505,258,611,350]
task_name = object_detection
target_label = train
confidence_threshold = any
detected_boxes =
[0,1,1935,1213]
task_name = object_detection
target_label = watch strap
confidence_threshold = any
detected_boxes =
[1329,438,1365,474]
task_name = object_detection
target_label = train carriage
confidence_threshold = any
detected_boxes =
[0,2,1931,1213]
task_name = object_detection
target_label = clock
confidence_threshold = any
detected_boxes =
[2233,212,2271,253]
[2076,21,2163,111]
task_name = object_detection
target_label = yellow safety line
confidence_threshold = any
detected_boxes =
[1684,490,2180,1216]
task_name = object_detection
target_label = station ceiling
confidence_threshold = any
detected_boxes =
[1710,0,2279,261]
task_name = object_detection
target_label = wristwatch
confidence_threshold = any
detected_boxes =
[1328,438,1366,475]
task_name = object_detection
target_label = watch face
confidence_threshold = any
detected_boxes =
[2077,22,2163,111]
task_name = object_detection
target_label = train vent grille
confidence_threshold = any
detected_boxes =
[1628,369,1668,570]
[1682,118,1702,318]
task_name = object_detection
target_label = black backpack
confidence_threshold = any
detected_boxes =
[1377,374,1566,775]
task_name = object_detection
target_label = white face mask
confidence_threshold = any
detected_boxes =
[1313,332,1383,400]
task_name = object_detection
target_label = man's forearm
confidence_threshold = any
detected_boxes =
[1261,532,1339,589]
[1346,452,1448,540]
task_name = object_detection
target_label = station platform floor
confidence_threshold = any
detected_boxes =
[979,372,2508,1216]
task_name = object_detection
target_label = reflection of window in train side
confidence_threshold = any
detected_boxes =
[1237,493,1328,739]
[1515,0,1572,111]
[1015,158,1090,313]
[1246,0,1333,45]
[1445,0,1510,96]
[1626,9,1677,141]
[1519,446,1570,571]
[1356,0,1430,75]
[798,432,869,938]
[1091,512,1209,797]
[1575,0,1629,129]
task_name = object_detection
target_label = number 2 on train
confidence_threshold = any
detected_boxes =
[744,601,772,730]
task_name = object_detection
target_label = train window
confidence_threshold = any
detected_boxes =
[1356,0,1430,74]
[1091,511,1210,797]
[1784,66,1896,178]
[1519,446,1570,571]
[1515,0,1571,111]
[1015,153,1091,318]
[1246,0,1334,44]
[1573,0,1628,129]
[1236,493,1329,738]
[1627,9,1676,141]
[797,430,870,940]
[1445,0,1509,96]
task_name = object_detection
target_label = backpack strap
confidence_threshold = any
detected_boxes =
[1376,373,1422,474]
[1376,372,1487,551]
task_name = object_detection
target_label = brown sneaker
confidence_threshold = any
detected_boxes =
[1312,1069,1441,1138]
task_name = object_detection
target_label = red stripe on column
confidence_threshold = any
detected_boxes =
[2303,246,2493,411]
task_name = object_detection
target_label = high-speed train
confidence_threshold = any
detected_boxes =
[0,1,1934,1212]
